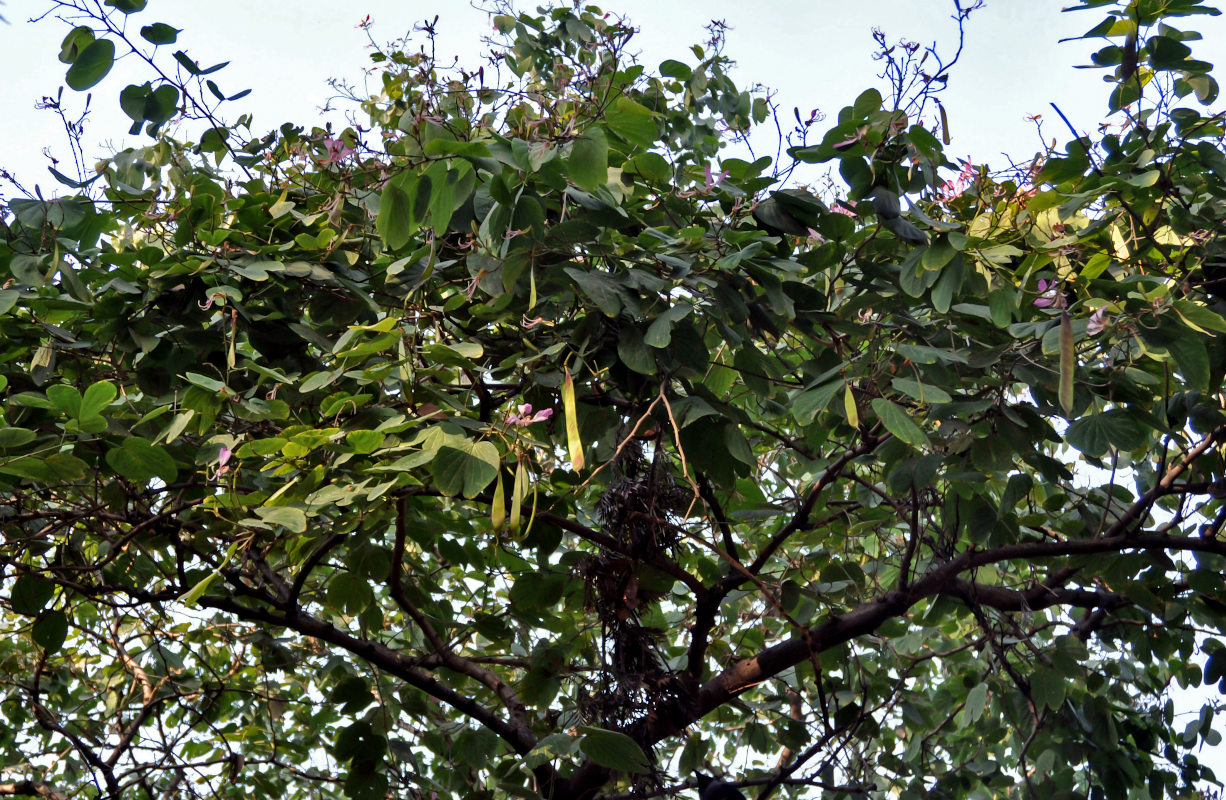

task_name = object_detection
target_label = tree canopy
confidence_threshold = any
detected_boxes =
[3,1,1226,798]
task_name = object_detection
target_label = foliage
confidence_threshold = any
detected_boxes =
[2,1,1226,799]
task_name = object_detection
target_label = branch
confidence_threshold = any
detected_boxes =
[0,783,69,800]
[389,500,534,735]
[197,596,539,756]
[744,435,882,578]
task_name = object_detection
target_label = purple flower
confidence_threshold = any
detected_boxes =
[322,136,354,164]
[1086,307,1109,336]
[506,404,553,427]
[1034,279,1066,309]
[703,164,729,192]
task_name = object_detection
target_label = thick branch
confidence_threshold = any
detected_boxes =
[0,783,69,800]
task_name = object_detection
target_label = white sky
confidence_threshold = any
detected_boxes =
[8,0,1222,189]
[3,0,1226,786]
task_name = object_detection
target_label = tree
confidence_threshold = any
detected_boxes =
[2,0,1226,798]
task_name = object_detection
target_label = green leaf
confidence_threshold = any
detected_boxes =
[644,303,692,348]
[65,39,116,91]
[59,26,95,64]
[143,84,180,129]
[0,428,37,449]
[256,506,308,533]
[616,327,655,375]
[564,267,623,316]
[377,174,420,251]
[577,726,651,775]
[46,384,82,417]
[1031,667,1066,711]
[10,574,55,616]
[139,23,180,45]
[569,127,608,191]
[961,682,989,726]
[105,437,178,484]
[1064,410,1150,457]
[605,98,658,148]
[659,59,692,80]
[431,441,500,498]
[1172,299,1226,334]
[106,0,148,12]
[120,83,151,124]
[32,610,69,654]
[792,381,842,426]
[625,152,671,182]
[80,380,117,419]
[870,398,930,449]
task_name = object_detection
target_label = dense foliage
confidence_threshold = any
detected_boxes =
[3,1,1226,798]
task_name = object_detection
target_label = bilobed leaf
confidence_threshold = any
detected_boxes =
[1064,410,1150,457]
[1172,299,1226,334]
[569,126,608,191]
[792,381,842,425]
[120,83,151,124]
[625,152,671,182]
[173,50,202,75]
[1059,311,1075,415]
[0,427,37,449]
[10,574,55,616]
[59,26,95,64]
[605,98,658,148]
[32,610,69,654]
[105,438,177,484]
[140,23,180,45]
[1031,667,1066,711]
[617,327,655,375]
[143,84,180,129]
[961,683,989,726]
[564,267,623,316]
[377,173,420,251]
[431,441,500,498]
[562,368,584,471]
[870,398,930,449]
[80,380,117,419]
[46,384,82,417]
[644,303,692,348]
[577,726,651,775]
[106,0,147,12]
[65,39,115,91]
[256,506,308,533]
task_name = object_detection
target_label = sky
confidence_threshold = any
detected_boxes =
[7,0,1221,193]
[3,0,1226,785]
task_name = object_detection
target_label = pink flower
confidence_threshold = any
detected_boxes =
[1086,307,1109,336]
[937,159,976,203]
[506,404,553,427]
[703,164,729,192]
[831,202,857,217]
[321,136,354,164]
[1034,279,1066,309]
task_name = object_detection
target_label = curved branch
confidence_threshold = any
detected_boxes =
[197,596,539,756]
[0,783,69,800]
[743,435,883,580]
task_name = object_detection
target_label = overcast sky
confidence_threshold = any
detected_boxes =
[8,0,1221,194]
